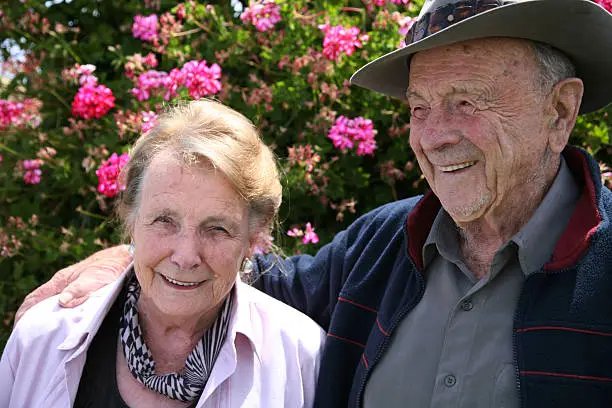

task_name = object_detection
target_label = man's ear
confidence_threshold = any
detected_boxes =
[547,77,584,154]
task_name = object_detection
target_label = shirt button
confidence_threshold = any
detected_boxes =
[444,374,457,387]
[460,299,473,311]
[444,374,457,388]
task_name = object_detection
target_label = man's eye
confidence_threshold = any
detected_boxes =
[457,100,476,114]
[410,106,429,120]
[211,226,228,233]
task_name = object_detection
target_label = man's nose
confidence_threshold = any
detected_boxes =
[418,108,463,152]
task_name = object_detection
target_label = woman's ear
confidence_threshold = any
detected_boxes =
[547,77,584,153]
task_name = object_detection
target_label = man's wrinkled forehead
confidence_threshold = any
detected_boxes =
[406,38,540,97]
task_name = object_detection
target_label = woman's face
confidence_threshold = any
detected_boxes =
[131,150,254,323]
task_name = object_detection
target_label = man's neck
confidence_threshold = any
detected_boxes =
[456,157,561,279]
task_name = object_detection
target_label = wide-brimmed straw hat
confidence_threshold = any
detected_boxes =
[350,0,612,114]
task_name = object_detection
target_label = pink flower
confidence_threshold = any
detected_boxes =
[240,0,282,32]
[96,152,130,197]
[132,14,160,43]
[287,227,303,238]
[71,83,115,119]
[397,15,417,37]
[0,99,42,130]
[143,53,158,68]
[302,223,319,245]
[176,3,187,20]
[595,0,612,13]
[162,68,185,100]
[328,115,377,156]
[131,70,168,101]
[0,154,3,165]
[21,159,43,185]
[141,110,158,133]
[389,0,412,4]
[181,60,222,99]
[253,233,274,254]
[319,24,369,61]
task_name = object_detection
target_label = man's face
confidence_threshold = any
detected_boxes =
[408,38,553,224]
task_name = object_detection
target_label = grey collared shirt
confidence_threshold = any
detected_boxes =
[363,158,580,408]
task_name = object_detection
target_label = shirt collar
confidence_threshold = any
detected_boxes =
[422,208,461,270]
[512,156,581,275]
[227,280,263,363]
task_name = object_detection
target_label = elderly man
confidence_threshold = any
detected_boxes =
[15,0,612,407]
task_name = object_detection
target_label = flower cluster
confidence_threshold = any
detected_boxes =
[288,144,321,173]
[0,215,37,258]
[287,222,320,245]
[319,24,369,61]
[96,152,130,198]
[131,60,221,101]
[132,14,159,42]
[61,63,98,86]
[71,83,116,119]
[595,0,612,13]
[181,60,222,99]
[240,0,282,32]
[0,98,42,130]
[20,159,43,185]
[124,53,158,78]
[328,116,377,156]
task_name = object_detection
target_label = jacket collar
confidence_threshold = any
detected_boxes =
[406,146,603,272]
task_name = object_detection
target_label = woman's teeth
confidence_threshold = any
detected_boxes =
[161,274,201,287]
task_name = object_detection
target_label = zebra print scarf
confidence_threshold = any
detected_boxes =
[119,273,234,402]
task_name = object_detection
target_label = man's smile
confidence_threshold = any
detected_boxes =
[438,161,476,172]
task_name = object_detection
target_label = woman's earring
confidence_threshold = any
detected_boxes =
[240,257,253,275]
[129,242,135,257]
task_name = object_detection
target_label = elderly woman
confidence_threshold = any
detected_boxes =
[0,100,325,407]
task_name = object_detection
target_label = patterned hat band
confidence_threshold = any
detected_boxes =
[406,0,506,45]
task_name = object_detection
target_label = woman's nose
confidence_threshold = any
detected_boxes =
[169,231,203,270]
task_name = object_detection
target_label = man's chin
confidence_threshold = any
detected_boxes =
[439,195,491,225]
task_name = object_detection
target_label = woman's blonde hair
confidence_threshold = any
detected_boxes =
[116,99,282,238]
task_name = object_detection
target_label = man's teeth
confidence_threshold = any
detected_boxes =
[162,275,201,287]
[439,161,476,172]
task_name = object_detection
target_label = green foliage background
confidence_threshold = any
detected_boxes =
[1,0,611,348]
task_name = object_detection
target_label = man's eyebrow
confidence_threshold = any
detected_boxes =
[405,89,422,99]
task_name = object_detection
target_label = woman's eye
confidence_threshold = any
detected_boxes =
[154,216,172,224]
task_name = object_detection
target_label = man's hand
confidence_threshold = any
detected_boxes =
[15,245,131,323]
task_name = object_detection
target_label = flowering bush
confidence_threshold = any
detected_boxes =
[0,0,611,347]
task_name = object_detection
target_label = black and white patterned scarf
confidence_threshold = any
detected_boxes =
[119,273,234,402]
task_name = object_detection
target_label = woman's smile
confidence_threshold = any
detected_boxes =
[158,272,207,290]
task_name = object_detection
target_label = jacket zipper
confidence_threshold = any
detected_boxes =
[354,260,427,407]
